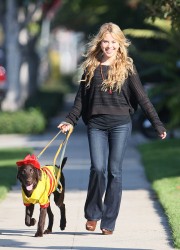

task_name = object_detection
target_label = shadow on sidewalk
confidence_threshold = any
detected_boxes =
[0,235,153,250]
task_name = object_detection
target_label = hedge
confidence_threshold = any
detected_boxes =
[0,108,46,134]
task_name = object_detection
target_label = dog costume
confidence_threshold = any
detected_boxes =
[16,154,58,208]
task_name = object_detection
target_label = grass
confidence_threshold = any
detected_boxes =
[138,138,180,249]
[0,148,33,201]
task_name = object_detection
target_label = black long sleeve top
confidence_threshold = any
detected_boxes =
[65,65,166,135]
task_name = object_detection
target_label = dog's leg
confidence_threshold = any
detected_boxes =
[54,188,66,231]
[59,203,66,230]
[52,157,67,231]
[25,204,36,227]
[35,207,47,237]
[44,204,54,234]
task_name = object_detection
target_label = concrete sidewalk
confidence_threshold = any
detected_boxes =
[0,122,175,250]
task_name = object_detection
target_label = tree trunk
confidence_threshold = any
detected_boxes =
[2,0,21,111]
[27,37,40,97]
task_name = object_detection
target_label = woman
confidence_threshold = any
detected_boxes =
[58,22,167,235]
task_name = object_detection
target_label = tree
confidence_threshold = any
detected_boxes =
[124,18,180,129]
[52,0,146,37]
[1,0,61,111]
[141,0,180,31]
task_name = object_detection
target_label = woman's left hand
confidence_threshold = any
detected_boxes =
[160,131,167,140]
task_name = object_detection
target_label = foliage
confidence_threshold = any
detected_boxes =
[124,18,180,129]
[52,0,146,36]
[138,139,180,248]
[0,147,33,201]
[23,62,75,128]
[141,0,180,31]
[25,88,65,120]
[0,108,46,134]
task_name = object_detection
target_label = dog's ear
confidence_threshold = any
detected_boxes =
[17,168,22,182]
[61,157,67,169]
[17,170,20,180]
[36,168,42,182]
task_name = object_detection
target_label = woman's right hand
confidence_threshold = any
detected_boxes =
[57,122,73,134]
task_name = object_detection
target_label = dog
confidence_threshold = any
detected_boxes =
[16,154,67,237]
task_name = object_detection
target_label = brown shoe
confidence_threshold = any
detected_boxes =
[86,220,97,231]
[101,229,113,235]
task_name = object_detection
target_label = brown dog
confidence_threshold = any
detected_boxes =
[16,154,67,237]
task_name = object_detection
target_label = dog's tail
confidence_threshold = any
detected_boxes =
[61,157,67,170]
[56,157,67,193]
[55,157,67,170]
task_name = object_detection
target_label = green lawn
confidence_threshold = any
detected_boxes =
[138,138,180,249]
[0,148,32,201]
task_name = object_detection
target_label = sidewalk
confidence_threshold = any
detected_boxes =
[0,117,175,249]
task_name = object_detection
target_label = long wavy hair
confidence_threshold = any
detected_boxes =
[81,22,134,92]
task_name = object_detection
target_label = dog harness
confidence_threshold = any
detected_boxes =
[18,128,73,208]
[22,165,58,208]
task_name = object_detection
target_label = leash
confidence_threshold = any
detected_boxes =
[37,130,62,159]
[37,127,73,193]
[55,127,73,192]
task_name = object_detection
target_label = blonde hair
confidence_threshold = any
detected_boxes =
[81,22,134,92]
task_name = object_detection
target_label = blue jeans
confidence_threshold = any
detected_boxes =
[84,122,132,231]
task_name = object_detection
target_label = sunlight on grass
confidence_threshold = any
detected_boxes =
[0,186,8,201]
[138,139,180,249]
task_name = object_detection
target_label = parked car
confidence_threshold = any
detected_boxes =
[0,65,7,104]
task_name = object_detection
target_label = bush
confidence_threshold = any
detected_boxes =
[0,108,46,134]
[25,89,65,120]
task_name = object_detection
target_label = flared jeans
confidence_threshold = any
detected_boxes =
[84,122,132,231]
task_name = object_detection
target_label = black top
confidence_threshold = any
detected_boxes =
[88,114,131,129]
[65,65,166,135]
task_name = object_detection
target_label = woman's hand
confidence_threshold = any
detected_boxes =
[160,131,167,140]
[57,122,73,134]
